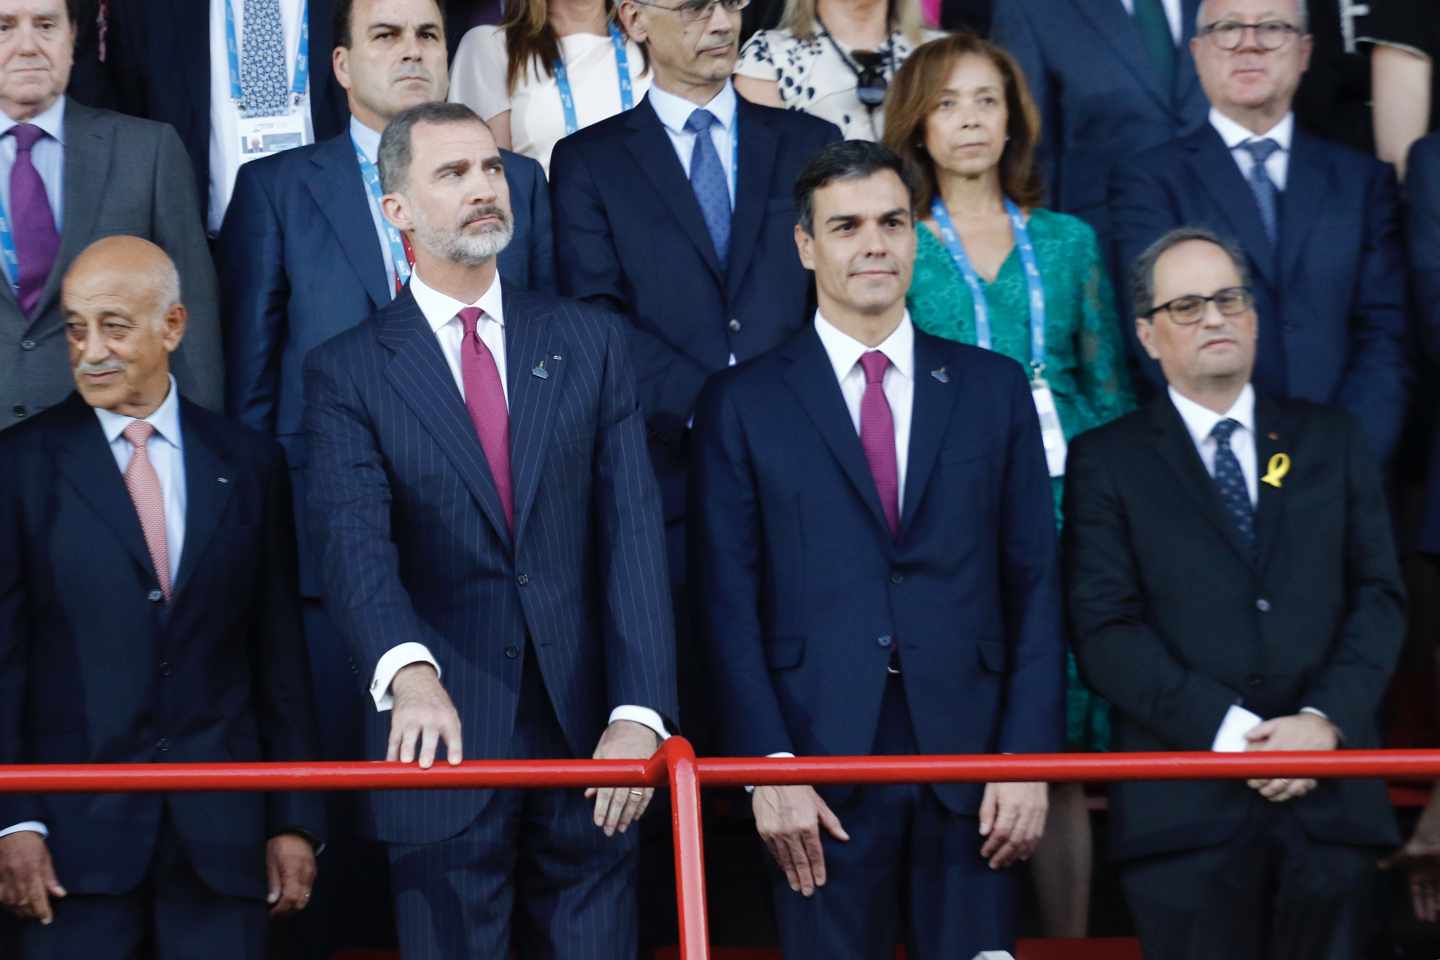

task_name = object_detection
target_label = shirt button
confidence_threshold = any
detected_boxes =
[11,404,25,419]
[147,589,164,603]
[19,339,34,351]
[157,738,170,752]
[889,572,904,585]
[876,635,893,648]
[504,645,519,659]
[516,573,529,586]
[159,660,172,677]
[728,318,742,333]
[1255,598,1271,613]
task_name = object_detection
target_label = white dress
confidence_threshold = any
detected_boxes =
[735,28,939,141]
[450,24,652,177]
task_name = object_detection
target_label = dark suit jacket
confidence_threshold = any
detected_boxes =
[218,130,553,595]
[108,0,349,228]
[1110,125,1412,463]
[549,95,840,582]
[303,284,678,844]
[1064,392,1405,861]
[0,392,324,898]
[692,327,1065,813]
[1407,132,1440,555]
[0,100,222,430]
[990,0,1208,244]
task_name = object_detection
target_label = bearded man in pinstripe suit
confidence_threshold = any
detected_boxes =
[302,101,678,959]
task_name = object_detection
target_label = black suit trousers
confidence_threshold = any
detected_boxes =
[386,647,639,959]
[1121,804,1379,960]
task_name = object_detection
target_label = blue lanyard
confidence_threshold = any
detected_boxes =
[554,24,635,136]
[224,0,311,108]
[0,200,19,294]
[353,137,411,289]
[930,196,1047,378]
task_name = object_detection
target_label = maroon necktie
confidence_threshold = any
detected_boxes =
[9,124,60,316]
[457,307,513,529]
[859,351,899,536]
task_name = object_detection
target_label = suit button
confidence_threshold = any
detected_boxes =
[19,339,34,350]
[890,572,904,585]
[11,404,25,419]
[1255,598,1271,613]
[728,318,742,333]
[156,738,170,752]
[147,589,164,603]
[1247,675,1264,688]
[876,635,892,648]
[516,573,529,586]
[159,660,172,677]
[505,645,519,659]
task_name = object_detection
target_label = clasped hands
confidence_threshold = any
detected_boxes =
[753,780,1047,898]
[1242,712,1340,803]
[388,663,661,837]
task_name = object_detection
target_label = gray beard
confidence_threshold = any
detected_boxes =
[412,207,514,267]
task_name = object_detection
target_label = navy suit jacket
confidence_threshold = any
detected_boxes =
[109,0,349,227]
[991,0,1208,244]
[1110,124,1412,463]
[303,285,678,844]
[0,393,324,898]
[549,95,840,581]
[218,130,553,595]
[691,327,1065,814]
[1408,132,1440,555]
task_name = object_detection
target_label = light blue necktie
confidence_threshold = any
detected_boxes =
[1211,418,1254,550]
[240,0,290,117]
[1240,138,1281,245]
[684,109,731,268]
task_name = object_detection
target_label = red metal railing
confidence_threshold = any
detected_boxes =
[4,742,1440,960]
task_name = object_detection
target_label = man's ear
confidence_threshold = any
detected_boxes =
[381,193,412,234]
[794,223,815,271]
[1135,317,1159,361]
[618,2,649,44]
[333,45,353,94]
[161,303,188,354]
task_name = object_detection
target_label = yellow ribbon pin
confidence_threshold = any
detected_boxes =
[1261,452,1290,489]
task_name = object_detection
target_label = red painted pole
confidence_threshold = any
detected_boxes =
[660,738,711,960]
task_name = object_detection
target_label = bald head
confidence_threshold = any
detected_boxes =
[63,236,188,418]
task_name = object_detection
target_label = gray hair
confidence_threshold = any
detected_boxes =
[1196,0,1308,33]
[378,101,489,195]
[1131,226,1250,318]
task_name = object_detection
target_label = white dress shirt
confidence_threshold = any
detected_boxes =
[207,0,312,234]
[368,269,667,739]
[1210,108,1294,190]
[0,95,65,234]
[350,116,402,297]
[1119,0,1183,44]
[1,377,187,842]
[645,81,738,206]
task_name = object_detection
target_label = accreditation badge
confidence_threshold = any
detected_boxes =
[235,110,309,167]
[1030,377,1068,478]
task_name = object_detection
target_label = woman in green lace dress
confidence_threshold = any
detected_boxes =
[884,32,1135,938]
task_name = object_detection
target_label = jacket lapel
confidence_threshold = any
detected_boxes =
[1277,129,1328,286]
[31,102,111,327]
[1251,393,1294,574]
[1075,0,1176,111]
[501,289,564,544]
[1147,395,1255,566]
[782,330,894,543]
[899,331,960,534]
[306,132,391,309]
[171,402,234,597]
[1175,0,1204,114]
[622,96,724,283]
[1185,127,1277,290]
[376,289,513,548]
[724,100,777,302]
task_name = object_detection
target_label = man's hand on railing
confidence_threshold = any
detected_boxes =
[753,784,850,897]
[1243,714,1339,802]
[388,663,464,769]
[0,831,65,925]
[585,720,661,836]
[266,833,317,917]
[978,781,1047,869]
[1380,785,1440,922]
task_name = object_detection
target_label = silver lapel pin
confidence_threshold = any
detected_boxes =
[532,359,549,380]
[217,476,230,484]
[930,367,950,384]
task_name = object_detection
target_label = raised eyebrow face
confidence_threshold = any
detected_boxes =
[365,19,444,40]
[824,207,912,228]
[430,150,505,179]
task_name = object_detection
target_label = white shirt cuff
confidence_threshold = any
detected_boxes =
[608,705,669,741]
[1211,705,1263,752]
[746,751,796,793]
[370,643,440,711]
[0,821,47,840]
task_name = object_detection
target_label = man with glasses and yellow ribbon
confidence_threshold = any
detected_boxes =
[1064,226,1406,960]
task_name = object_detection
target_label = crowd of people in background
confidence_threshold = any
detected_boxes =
[0,0,1438,958]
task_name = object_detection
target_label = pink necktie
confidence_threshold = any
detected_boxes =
[123,421,172,600]
[859,351,899,537]
[457,307,513,529]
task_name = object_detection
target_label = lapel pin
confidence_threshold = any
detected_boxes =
[552,355,562,361]
[1261,452,1290,489]
[217,476,229,484]
[930,366,950,384]
[532,359,549,380]
[1267,431,1279,441]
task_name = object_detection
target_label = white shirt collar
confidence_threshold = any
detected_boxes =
[349,114,383,163]
[1168,382,1256,448]
[0,95,67,145]
[813,310,915,384]
[93,374,184,449]
[647,80,738,136]
[410,266,505,335]
[1209,107,1293,153]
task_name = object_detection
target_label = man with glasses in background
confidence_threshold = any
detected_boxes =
[1109,0,1410,467]
[1065,226,1405,960]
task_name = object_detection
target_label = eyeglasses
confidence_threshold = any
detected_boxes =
[1198,19,1302,51]
[629,0,750,23]
[1143,286,1254,325]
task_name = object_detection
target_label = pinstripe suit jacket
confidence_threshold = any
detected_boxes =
[303,283,678,845]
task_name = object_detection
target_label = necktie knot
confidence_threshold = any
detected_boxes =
[457,307,483,350]
[685,109,719,134]
[1240,138,1280,165]
[123,420,157,448]
[1211,417,1241,447]
[9,123,43,153]
[860,350,890,385]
